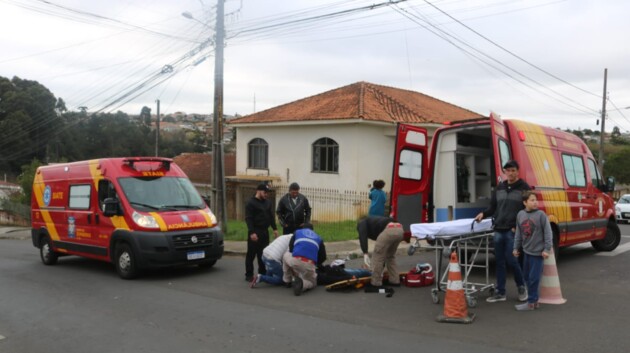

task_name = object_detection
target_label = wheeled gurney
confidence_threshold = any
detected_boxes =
[408,218,495,307]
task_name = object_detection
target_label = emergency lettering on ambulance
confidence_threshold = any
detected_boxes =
[31,157,224,279]
[390,113,621,256]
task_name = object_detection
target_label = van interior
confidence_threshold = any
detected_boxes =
[432,125,495,222]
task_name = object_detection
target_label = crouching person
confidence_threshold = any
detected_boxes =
[250,233,293,288]
[282,224,327,296]
[358,216,411,292]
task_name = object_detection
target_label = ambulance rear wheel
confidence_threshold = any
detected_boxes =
[115,243,138,279]
[39,235,58,265]
[591,221,621,252]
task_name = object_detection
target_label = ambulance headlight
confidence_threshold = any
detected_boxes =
[132,211,159,229]
[616,206,621,213]
[207,209,218,227]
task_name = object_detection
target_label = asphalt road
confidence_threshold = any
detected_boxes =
[2,226,630,353]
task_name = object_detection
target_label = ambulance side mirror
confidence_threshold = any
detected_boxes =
[102,197,122,217]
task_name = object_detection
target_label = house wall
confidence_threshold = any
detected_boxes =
[235,122,397,191]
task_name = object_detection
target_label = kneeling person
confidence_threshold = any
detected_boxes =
[250,233,292,288]
[282,224,326,296]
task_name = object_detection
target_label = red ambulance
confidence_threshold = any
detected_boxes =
[390,113,620,255]
[31,157,223,279]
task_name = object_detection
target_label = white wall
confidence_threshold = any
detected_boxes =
[234,122,397,191]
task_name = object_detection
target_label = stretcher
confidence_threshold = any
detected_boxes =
[408,218,495,307]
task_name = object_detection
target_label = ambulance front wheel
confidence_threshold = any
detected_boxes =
[39,235,58,265]
[115,243,138,279]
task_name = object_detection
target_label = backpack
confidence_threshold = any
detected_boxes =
[402,263,434,287]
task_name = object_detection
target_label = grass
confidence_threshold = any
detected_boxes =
[224,219,358,242]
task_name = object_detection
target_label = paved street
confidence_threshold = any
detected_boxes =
[2,227,630,353]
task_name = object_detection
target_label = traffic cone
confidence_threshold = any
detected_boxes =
[538,249,567,304]
[437,251,475,324]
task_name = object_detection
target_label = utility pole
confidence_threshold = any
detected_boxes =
[598,68,607,167]
[155,99,160,157]
[212,0,227,231]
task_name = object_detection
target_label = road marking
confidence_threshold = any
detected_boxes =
[0,334,5,340]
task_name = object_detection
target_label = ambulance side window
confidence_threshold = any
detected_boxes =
[562,154,586,188]
[587,159,601,188]
[98,180,118,211]
[69,184,91,209]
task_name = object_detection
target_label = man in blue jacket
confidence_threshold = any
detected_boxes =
[282,224,326,296]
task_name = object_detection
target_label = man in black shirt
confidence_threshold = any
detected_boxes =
[244,183,278,282]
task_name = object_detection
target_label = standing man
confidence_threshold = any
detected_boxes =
[475,160,529,303]
[276,182,312,235]
[282,224,326,296]
[244,183,278,282]
[358,216,411,291]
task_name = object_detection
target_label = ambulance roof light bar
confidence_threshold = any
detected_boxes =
[123,157,172,171]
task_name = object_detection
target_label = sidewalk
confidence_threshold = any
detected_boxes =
[0,226,412,258]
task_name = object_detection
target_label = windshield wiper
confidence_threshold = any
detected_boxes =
[129,201,159,210]
[159,205,203,210]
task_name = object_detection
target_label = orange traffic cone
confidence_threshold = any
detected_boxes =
[437,251,475,324]
[538,249,566,304]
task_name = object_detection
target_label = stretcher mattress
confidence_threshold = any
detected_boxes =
[410,218,493,239]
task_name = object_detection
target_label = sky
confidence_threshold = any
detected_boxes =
[1,0,629,132]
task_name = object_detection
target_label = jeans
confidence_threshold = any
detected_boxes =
[493,229,524,295]
[523,253,544,303]
[259,256,284,285]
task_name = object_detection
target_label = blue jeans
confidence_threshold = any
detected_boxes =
[493,230,524,295]
[523,253,544,303]
[259,257,284,285]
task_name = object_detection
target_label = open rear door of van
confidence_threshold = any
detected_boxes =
[390,124,429,231]
[489,112,512,183]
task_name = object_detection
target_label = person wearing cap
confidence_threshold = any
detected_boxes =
[357,216,411,291]
[475,159,530,303]
[244,183,278,282]
[282,224,326,296]
[276,182,312,235]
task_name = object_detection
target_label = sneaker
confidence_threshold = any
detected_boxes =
[249,274,260,289]
[486,293,507,303]
[292,277,303,296]
[515,302,537,311]
[517,286,528,302]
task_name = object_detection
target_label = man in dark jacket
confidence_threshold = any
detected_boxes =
[475,160,530,303]
[244,183,278,282]
[276,182,312,235]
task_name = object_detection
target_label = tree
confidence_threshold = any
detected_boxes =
[16,159,42,204]
[140,106,152,126]
[604,147,630,184]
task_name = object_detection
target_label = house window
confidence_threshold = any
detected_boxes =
[248,138,268,169]
[312,137,338,173]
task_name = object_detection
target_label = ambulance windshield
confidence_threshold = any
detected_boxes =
[119,177,205,212]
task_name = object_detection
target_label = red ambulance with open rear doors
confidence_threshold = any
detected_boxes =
[31,157,224,279]
[390,113,620,256]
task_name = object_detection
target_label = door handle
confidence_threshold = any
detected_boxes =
[87,214,92,223]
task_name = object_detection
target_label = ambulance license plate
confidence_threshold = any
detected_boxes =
[187,250,205,260]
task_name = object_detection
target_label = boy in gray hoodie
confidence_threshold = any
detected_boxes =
[513,191,553,311]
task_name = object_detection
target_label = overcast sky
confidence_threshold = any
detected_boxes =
[1,0,629,131]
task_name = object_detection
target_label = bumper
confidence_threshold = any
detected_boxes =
[125,227,224,269]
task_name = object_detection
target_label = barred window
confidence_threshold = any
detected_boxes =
[312,137,338,173]
[248,138,268,169]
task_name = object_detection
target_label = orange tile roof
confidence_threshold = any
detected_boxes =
[229,81,483,124]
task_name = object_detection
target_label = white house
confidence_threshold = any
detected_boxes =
[228,81,482,221]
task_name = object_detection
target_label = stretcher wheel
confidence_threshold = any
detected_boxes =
[467,296,477,308]
[488,287,495,297]
[431,289,440,304]
[407,245,417,256]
